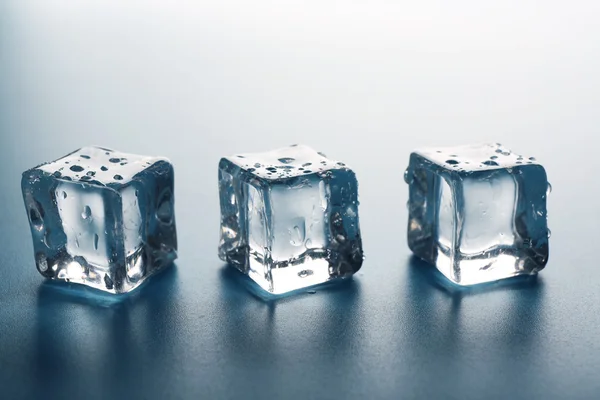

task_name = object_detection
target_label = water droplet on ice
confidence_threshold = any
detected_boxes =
[547,182,552,195]
[278,157,295,164]
[37,253,48,272]
[290,224,305,246]
[298,270,313,278]
[82,205,92,220]
[404,169,413,184]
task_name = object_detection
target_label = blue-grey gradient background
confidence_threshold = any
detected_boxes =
[1,1,599,399]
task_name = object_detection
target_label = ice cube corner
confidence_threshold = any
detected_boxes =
[218,144,363,294]
[21,146,177,294]
[405,143,550,286]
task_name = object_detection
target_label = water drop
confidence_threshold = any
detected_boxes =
[36,253,48,272]
[29,205,43,230]
[336,162,346,167]
[305,239,313,248]
[109,158,121,163]
[236,155,245,158]
[298,270,313,278]
[94,233,99,250]
[445,159,459,165]
[114,174,123,181]
[303,170,312,174]
[307,290,316,294]
[254,163,262,168]
[490,156,498,160]
[404,169,413,184]
[547,182,552,195]
[529,157,536,161]
[82,206,92,220]
[317,151,327,157]
[87,171,96,177]
[278,157,295,164]
[290,224,305,246]
[53,171,62,178]
[70,165,84,172]
[101,166,108,171]
[247,168,256,173]
[62,191,67,199]
[302,162,312,167]
[156,190,174,223]
[547,229,552,238]
[80,155,90,159]
[482,160,499,166]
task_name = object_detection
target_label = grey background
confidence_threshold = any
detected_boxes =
[1,1,599,399]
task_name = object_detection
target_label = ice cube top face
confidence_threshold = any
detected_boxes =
[405,143,550,286]
[219,145,363,295]
[22,146,177,294]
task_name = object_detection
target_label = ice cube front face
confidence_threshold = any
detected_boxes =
[405,143,550,286]
[22,146,177,294]
[219,145,363,294]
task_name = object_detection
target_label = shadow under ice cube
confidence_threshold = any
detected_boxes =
[22,146,177,294]
[405,143,550,286]
[219,145,363,295]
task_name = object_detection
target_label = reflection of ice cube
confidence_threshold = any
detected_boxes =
[21,146,178,293]
[218,145,363,295]
[406,143,549,286]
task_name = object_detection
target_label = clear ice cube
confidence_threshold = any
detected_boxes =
[405,143,550,285]
[218,145,363,294]
[21,146,177,293]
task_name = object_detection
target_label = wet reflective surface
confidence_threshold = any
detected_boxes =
[2,1,600,399]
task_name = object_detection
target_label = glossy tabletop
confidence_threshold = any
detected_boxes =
[1,2,599,399]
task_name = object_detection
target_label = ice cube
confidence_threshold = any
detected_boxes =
[405,143,550,285]
[219,145,363,294]
[21,146,177,293]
